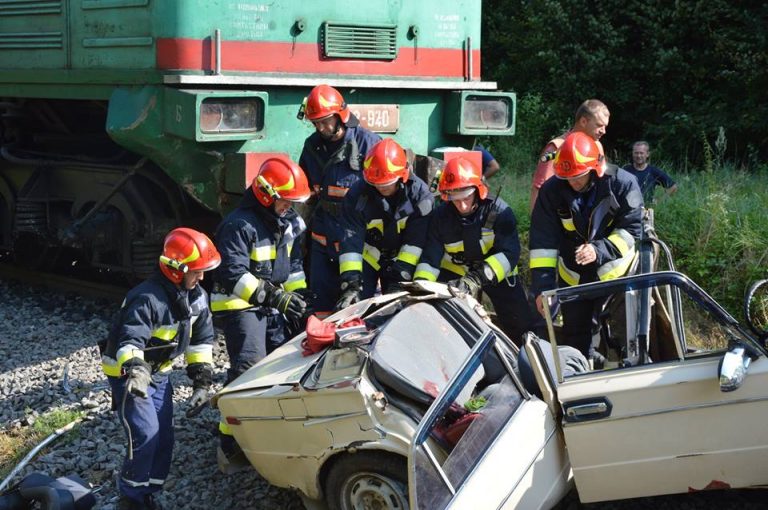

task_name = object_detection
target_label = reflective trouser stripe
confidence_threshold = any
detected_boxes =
[219,420,233,436]
[185,344,213,365]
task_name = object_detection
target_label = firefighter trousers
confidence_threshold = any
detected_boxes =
[108,373,173,503]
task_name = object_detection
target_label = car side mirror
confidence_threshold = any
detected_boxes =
[744,279,768,346]
[718,344,751,392]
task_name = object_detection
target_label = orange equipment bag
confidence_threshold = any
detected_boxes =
[302,315,366,356]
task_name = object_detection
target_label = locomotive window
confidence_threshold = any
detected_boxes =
[200,98,264,134]
[462,97,511,131]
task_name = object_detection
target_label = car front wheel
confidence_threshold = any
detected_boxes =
[325,451,409,510]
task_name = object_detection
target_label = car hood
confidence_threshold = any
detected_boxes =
[216,334,323,399]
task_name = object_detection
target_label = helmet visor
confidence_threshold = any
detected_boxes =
[441,186,476,201]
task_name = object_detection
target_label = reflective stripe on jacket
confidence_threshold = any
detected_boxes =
[211,191,306,313]
[339,175,433,278]
[414,195,520,283]
[529,165,644,295]
[100,272,214,377]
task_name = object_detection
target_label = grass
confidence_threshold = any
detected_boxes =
[486,159,768,318]
[0,408,84,480]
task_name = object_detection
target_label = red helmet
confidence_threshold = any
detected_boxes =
[303,84,351,123]
[159,228,221,284]
[438,157,488,201]
[251,157,311,207]
[554,132,605,179]
[363,139,409,186]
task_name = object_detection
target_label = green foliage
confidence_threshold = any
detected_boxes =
[0,408,83,479]
[481,0,768,167]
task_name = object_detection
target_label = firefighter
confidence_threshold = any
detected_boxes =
[298,84,381,317]
[210,157,311,469]
[413,156,535,344]
[100,228,221,510]
[336,138,433,309]
[529,131,643,362]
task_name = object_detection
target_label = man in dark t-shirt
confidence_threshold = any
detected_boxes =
[623,141,677,204]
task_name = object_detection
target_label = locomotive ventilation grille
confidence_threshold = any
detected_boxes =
[323,21,397,60]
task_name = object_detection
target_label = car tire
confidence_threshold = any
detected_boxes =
[325,451,409,510]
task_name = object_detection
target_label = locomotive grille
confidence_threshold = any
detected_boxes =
[323,22,397,60]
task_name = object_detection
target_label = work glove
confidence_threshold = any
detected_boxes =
[249,279,307,321]
[124,359,152,399]
[294,287,317,317]
[381,262,413,294]
[185,362,213,417]
[267,286,307,321]
[335,274,363,311]
[447,270,486,298]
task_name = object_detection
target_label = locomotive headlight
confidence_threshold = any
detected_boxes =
[164,89,268,141]
[462,96,512,131]
[200,98,263,134]
[445,91,516,136]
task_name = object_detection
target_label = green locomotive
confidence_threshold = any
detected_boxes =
[0,0,514,278]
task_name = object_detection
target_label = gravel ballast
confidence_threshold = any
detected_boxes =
[0,279,303,509]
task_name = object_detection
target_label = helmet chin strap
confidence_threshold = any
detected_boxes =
[319,117,344,141]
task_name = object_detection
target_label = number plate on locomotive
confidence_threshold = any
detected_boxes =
[349,104,400,133]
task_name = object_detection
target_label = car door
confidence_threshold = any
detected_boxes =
[408,331,572,510]
[539,271,768,503]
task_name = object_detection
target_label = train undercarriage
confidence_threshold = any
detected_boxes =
[0,98,219,281]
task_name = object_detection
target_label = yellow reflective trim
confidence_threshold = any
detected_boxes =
[151,325,178,341]
[598,250,637,281]
[179,243,200,264]
[283,278,307,292]
[366,219,384,234]
[413,263,439,282]
[485,254,511,282]
[219,420,233,436]
[530,257,557,269]
[396,217,408,234]
[116,345,144,367]
[479,229,495,255]
[363,243,381,271]
[440,257,466,276]
[211,293,251,312]
[561,217,576,232]
[444,241,464,254]
[186,351,212,364]
[101,356,121,377]
[340,259,364,273]
[251,244,277,262]
[606,229,634,256]
[557,257,580,286]
[157,360,173,373]
[234,273,260,302]
[396,247,420,266]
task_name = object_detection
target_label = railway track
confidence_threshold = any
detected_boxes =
[0,262,127,303]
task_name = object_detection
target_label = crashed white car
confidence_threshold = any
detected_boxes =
[215,273,768,509]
